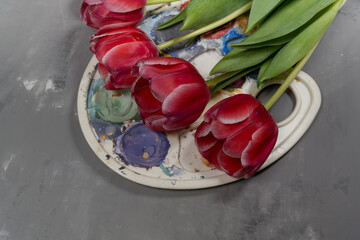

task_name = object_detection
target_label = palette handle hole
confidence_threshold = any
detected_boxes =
[256,84,297,124]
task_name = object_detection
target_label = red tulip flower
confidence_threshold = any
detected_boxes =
[195,94,278,179]
[131,57,211,132]
[80,0,146,30]
[90,28,159,89]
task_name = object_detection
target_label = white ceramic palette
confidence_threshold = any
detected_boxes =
[77,2,321,189]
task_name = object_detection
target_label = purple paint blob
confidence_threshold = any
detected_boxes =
[115,123,170,168]
[89,118,123,141]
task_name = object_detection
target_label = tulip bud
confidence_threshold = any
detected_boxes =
[80,0,146,30]
[131,57,211,132]
[90,28,159,90]
[195,94,278,179]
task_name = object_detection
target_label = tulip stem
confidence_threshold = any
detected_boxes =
[157,1,253,51]
[147,0,180,5]
[264,43,319,111]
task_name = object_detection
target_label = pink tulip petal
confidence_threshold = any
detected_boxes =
[209,155,221,170]
[103,74,118,90]
[80,2,89,22]
[195,121,212,138]
[162,83,210,118]
[200,141,223,170]
[97,19,143,29]
[222,114,277,171]
[93,34,144,59]
[213,94,261,124]
[111,70,137,89]
[81,1,145,29]
[143,115,167,132]
[81,3,99,29]
[94,16,144,32]
[102,0,146,13]
[92,26,146,41]
[106,8,145,21]
[89,4,110,26]
[97,63,109,78]
[204,97,233,122]
[138,108,163,120]
[102,41,158,74]
[92,29,153,60]
[222,123,259,159]
[130,76,148,94]
[96,9,145,28]
[218,150,247,178]
[241,120,278,168]
[163,113,199,131]
[149,70,205,102]
[210,119,252,140]
[135,57,199,80]
[195,132,218,152]
[132,86,162,113]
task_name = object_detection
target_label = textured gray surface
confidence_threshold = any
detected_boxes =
[1,1,360,239]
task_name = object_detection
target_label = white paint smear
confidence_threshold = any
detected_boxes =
[45,79,56,92]
[22,80,38,91]
[0,154,16,179]
[2,154,15,172]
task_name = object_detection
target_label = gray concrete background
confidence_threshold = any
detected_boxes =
[1,1,359,239]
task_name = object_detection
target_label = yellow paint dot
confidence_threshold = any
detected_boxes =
[234,89,242,94]
[155,138,159,142]
[201,157,214,169]
[120,144,123,147]
[112,93,123,97]
[108,132,113,136]
[102,136,106,139]
[142,152,150,159]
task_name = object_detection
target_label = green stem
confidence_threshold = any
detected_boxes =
[263,43,318,110]
[147,0,180,5]
[157,1,253,50]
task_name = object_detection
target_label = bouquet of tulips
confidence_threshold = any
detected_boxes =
[81,0,345,179]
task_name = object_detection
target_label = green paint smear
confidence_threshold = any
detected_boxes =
[160,164,173,177]
[92,85,138,124]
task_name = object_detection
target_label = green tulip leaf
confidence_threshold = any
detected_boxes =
[241,0,337,46]
[181,0,251,30]
[231,28,303,49]
[257,58,273,88]
[210,45,283,75]
[247,0,284,33]
[259,0,342,82]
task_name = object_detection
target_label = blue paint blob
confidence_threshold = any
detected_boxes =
[221,28,248,54]
[115,123,170,168]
